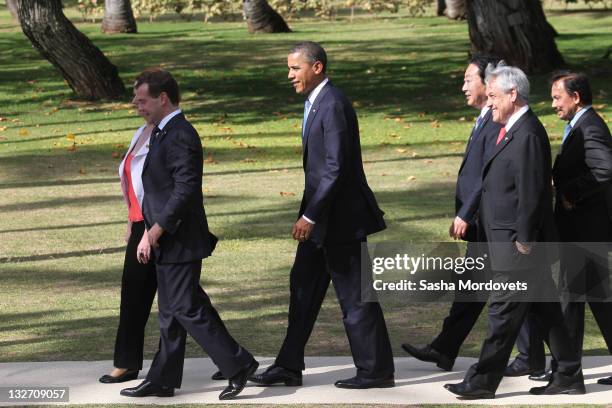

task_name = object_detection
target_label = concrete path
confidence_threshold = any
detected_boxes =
[2,356,612,405]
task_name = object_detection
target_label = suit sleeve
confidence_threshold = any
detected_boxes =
[303,101,348,222]
[558,122,612,203]
[157,128,202,234]
[516,133,549,243]
[456,129,491,223]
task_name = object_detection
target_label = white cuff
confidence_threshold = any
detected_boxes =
[302,215,315,224]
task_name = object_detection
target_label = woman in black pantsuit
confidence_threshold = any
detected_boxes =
[99,123,157,383]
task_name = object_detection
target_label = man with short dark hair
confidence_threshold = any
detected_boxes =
[249,41,395,389]
[401,54,507,372]
[120,68,258,400]
[551,71,612,385]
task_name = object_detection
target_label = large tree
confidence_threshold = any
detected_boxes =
[102,0,137,34]
[17,0,125,100]
[464,0,564,73]
[243,0,291,33]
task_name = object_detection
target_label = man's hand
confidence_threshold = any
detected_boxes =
[515,241,531,255]
[561,195,575,211]
[449,216,469,240]
[292,217,314,242]
[137,230,151,264]
[148,223,164,249]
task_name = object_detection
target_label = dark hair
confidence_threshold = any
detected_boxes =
[134,68,180,105]
[290,41,328,73]
[551,70,592,105]
[468,54,503,83]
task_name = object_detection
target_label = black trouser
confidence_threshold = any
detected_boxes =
[146,260,253,388]
[512,311,546,371]
[275,239,394,379]
[465,270,581,392]
[430,301,486,361]
[113,221,157,370]
[430,241,487,361]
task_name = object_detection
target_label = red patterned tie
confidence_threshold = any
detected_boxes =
[496,127,507,145]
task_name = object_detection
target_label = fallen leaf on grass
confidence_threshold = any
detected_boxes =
[0,126,7,132]
[66,133,75,141]
[407,176,417,181]
[112,152,120,158]
[280,191,295,197]
[396,148,407,153]
[19,129,29,136]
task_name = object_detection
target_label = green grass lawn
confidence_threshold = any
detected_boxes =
[0,6,611,364]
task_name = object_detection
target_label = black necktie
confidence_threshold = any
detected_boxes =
[150,126,161,148]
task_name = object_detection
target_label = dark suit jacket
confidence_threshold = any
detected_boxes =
[479,109,557,271]
[552,108,612,241]
[300,82,386,245]
[141,113,216,264]
[455,109,501,241]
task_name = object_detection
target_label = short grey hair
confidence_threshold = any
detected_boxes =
[290,41,327,73]
[485,64,530,104]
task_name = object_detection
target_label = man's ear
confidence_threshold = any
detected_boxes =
[159,91,169,106]
[570,91,582,106]
[510,88,518,103]
[312,61,324,75]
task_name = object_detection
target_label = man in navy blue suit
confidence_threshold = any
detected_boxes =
[401,55,507,371]
[249,41,395,389]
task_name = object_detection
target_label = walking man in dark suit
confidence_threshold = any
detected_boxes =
[250,41,395,389]
[552,71,612,384]
[401,55,503,371]
[445,65,584,399]
[120,68,258,400]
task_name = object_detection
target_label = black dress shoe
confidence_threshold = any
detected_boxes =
[211,370,226,381]
[120,380,174,397]
[99,369,139,384]
[249,364,302,386]
[529,368,552,382]
[219,359,259,400]
[445,382,495,399]
[529,372,586,395]
[598,376,612,385]
[504,360,535,377]
[334,375,394,389]
[401,343,454,371]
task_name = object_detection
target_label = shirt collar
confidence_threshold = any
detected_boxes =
[570,105,591,127]
[505,105,529,132]
[307,77,329,105]
[479,106,490,118]
[157,109,182,130]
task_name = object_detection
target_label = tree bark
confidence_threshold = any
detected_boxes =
[102,0,137,34]
[445,0,464,19]
[243,0,291,34]
[7,0,19,20]
[436,0,446,16]
[17,0,126,100]
[466,0,564,73]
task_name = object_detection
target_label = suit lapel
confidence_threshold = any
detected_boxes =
[483,110,533,170]
[556,108,593,158]
[459,110,492,172]
[143,113,186,173]
[302,82,332,149]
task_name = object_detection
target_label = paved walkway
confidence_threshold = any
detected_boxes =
[2,356,612,405]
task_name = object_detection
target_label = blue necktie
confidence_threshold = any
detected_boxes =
[562,123,572,143]
[302,100,312,139]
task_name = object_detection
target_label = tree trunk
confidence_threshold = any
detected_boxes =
[102,0,137,34]
[436,0,446,16]
[7,0,19,20]
[445,0,464,19]
[243,0,291,33]
[17,0,126,100]
[466,0,564,73]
